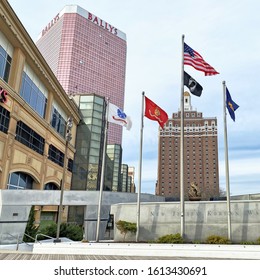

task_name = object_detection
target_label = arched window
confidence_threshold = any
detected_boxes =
[7,172,33,190]
[44,182,59,190]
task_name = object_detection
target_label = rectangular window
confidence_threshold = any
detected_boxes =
[48,144,64,167]
[0,105,10,133]
[15,121,45,155]
[20,71,47,118]
[68,158,73,172]
[51,106,66,137]
[0,45,12,83]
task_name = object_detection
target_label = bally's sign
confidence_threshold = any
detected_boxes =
[0,86,7,103]
[41,6,126,41]
[42,14,59,37]
[86,10,126,40]
[87,12,118,36]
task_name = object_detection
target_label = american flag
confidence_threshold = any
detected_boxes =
[184,42,219,76]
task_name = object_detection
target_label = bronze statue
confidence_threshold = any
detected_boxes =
[188,181,201,198]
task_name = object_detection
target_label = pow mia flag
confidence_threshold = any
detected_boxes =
[184,71,203,97]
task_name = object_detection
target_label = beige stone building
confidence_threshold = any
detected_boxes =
[0,0,81,223]
[156,92,219,200]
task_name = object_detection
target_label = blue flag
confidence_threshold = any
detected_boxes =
[226,87,239,121]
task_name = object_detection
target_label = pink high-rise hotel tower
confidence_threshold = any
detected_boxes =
[36,5,127,144]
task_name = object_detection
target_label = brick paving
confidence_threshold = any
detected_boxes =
[0,251,210,260]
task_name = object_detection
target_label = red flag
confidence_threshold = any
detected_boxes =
[144,96,168,128]
[184,42,219,76]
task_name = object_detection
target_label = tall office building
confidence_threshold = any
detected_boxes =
[106,144,122,191]
[156,92,219,200]
[120,164,129,192]
[36,5,127,145]
[128,166,136,193]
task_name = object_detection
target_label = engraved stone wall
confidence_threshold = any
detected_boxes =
[111,201,260,242]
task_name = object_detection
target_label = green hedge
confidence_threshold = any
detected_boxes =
[156,233,184,244]
[205,235,231,244]
[115,220,137,240]
[37,223,83,241]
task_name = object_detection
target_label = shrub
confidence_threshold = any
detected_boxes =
[37,223,83,241]
[156,233,184,244]
[240,241,255,245]
[192,240,201,244]
[23,207,38,242]
[205,235,230,244]
[60,223,83,241]
[116,220,137,240]
[256,237,260,245]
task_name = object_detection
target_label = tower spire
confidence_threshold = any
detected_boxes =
[184,91,192,111]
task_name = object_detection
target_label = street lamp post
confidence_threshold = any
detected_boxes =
[54,117,73,243]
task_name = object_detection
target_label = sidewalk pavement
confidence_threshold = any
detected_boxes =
[31,242,260,260]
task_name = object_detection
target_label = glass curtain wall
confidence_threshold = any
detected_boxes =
[71,94,105,190]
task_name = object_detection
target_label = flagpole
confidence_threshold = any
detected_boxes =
[96,99,109,242]
[136,91,145,242]
[180,34,185,238]
[222,81,232,241]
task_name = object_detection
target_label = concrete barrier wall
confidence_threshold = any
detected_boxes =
[0,205,31,244]
[0,190,164,206]
[0,190,164,244]
[111,200,260,243]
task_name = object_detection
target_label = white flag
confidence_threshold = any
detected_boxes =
[107,103,132,130]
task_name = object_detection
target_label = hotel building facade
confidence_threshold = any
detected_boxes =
[156,92,219,200]
[36,5,130,196]
[36,5,127,145]
[0,0,81,222]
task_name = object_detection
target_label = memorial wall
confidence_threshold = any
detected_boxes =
[111,200,260,243]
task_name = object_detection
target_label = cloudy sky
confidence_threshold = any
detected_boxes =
[8,0,260,196]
